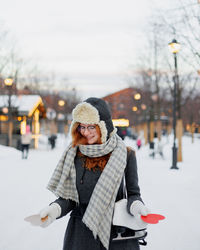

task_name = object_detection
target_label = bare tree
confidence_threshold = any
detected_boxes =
[127,22,171,123]
[152,0,200,119]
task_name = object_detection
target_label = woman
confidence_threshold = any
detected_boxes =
[21,125,32,159]
[136,138,142,150]
[39,97,149,250]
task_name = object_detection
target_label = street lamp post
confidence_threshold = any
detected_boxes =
[4,78,14,147]
[168,39,180,169]
[57,99,66,134]
[141,104,148,145]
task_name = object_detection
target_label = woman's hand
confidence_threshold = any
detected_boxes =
[130,200,150,228]
[130,200,149,217]
[39,203,61,228]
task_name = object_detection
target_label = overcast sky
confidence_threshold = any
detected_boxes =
[0,0,175,99]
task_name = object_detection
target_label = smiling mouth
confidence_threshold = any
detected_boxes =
[87,137,94,140]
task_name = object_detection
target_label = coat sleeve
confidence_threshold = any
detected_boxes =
[53,197,76,218]
[125,148,143,213]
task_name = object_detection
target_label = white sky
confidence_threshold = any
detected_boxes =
[0,0,175,99]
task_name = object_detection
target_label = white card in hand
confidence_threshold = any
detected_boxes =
[24,214,48,226]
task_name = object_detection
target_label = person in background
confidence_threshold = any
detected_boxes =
[38,97,149,250]
[116,126,126,140]
[136,138,142,150]
[48,134,57,149]
[21,125,32,159]
[155,139,164,159]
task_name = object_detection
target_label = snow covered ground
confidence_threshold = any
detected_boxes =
[0,134,200,250]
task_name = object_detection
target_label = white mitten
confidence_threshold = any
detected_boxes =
[130,200,149,217]
[130,200,150,228]
[39,203,61,228]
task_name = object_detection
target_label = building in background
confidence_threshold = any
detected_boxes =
[103,87,170,143]
[0,95,45,149]
[103,87,200,142]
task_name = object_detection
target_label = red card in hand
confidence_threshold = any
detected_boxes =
[141,214,165,224]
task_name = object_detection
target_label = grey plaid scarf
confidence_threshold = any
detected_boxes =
[47,134,127,250]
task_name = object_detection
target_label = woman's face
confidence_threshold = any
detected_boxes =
[79,123,100,144]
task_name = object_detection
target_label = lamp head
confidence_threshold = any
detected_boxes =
[134,93,141,100]
[58,100,65,106]
[168,39,180,54]
[4,78,14,86]
[132,106,138,112]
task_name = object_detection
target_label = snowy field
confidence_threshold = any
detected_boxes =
[0,134,200,250]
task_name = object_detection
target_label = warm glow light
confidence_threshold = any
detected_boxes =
[112,119,129,127]
[168,39,180,54]
[4,78,14,86]
[186,124,190,131]
[132,106,138,112]
[20,120,26,134]
[58,100,65,106]
[151,94,158,102]
[34,109,39,122]
[134,93,141,100]
[35,122,40,134]
[141,104,147,110]
[2,107,8,114]
[57,113,65,120]
[0,115,8,121]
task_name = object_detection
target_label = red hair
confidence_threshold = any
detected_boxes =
[71,122,102,147]
[71,123,110,171]
[78,150,111,171]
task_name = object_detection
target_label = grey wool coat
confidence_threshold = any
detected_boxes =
[54,148,142,250]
